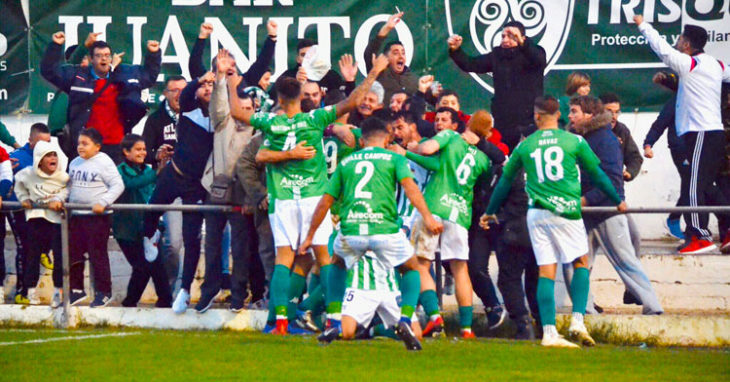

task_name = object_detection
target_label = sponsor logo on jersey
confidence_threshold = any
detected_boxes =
[346,200,385,224]
[439,193,468,215]
[279,174,315,189]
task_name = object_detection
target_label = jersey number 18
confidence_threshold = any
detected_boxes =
[529,146,564,183]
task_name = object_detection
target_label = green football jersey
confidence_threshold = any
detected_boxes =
[325,146,414,236]
[346,254,399,292]
[504,128,600,219]
[323,126,362,177]
[251,106,337,200]
[423,130,490,229]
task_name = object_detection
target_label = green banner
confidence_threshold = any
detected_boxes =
[2,0,729,115]
[0,0,30,114]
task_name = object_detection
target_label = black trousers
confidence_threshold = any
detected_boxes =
[467,223,500,309]
[0,211,28,293]
[142,165,206,291]
[24,218,63,290]
[200,210,259,306]
[682,131,727,240]
[495,237,540,323]
[117,239,172,307]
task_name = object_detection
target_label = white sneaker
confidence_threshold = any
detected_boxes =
[27,288,41,305]
[51,288,62,308]
[172,288,190,314]
[568,321,596,347]
[144,230,161,262]
[541,333,580,348]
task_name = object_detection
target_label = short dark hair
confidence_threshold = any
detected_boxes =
[392,110,418,125]
[121,133,145,152]
[323,89,345,106]
[301,98,317,113]
[297,39,316,52]
[275,76,301,102]
[30,123,50,136]
[384,41,404,54]
[435,107,459,125]
[599,92,621,105]
[438,90,459,103]
[165,75,186,88]
[569,95,604,116]
[682,25,708,51]
[534,96,560,115]
[504,21,526,37]
[79,128,103,146]
[361,117,389,139]
[89,41,111,58]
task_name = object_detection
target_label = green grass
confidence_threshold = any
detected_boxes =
[0,328,727,381]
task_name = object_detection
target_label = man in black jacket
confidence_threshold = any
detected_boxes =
[448,21,545,150]
[142,75,187,167]
[599,93,643,181]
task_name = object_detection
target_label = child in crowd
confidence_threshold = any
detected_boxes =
[113,134,172,307]
[68,128,124,307]
[14,140,69,307]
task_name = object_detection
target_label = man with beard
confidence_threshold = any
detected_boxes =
[448,21,546,150]
[364,12,419,104]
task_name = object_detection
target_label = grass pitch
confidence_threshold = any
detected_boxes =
[0,328,727,381]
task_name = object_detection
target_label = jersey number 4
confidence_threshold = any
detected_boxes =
[282,131,297,151]
[529,146,564,183]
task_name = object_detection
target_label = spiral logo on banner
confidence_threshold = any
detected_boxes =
[446,0,574,93]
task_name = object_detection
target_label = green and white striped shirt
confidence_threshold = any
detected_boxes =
[346,254,399,292]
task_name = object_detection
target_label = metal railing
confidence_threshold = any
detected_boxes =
[1,201,728,327]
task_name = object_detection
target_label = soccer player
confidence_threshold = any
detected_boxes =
[398,109,494,338]
[482,96,627,348]
[340,253,421,341]
[229,54,390,335]
[299,118,443,351]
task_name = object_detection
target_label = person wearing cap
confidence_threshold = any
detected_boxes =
[635,15,730,254]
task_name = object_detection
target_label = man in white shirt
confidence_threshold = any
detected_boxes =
[635,15,730,254]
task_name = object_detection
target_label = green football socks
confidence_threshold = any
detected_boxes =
[419,289,441,319]
[570,267,590,315]
[287,273,307,321]
[399,270,420,322]
[271,264,291,319]
[326,263,347,317]
[459,306,473,330]
[537,277,556,326]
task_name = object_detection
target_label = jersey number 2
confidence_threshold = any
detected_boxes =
[354,161,374,199]
[529,146,564,183]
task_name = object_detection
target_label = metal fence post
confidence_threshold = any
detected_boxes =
[435,251,442,307]
[60,210,71,328]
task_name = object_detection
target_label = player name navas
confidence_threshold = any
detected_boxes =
[341,152,393,166]
[539,138,558,146]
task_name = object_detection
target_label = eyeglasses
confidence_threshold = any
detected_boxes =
[164,88,182,94]
[93,54,111,59]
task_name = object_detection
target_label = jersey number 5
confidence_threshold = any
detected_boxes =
[529,146,564,183]
[354,161,374,199]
